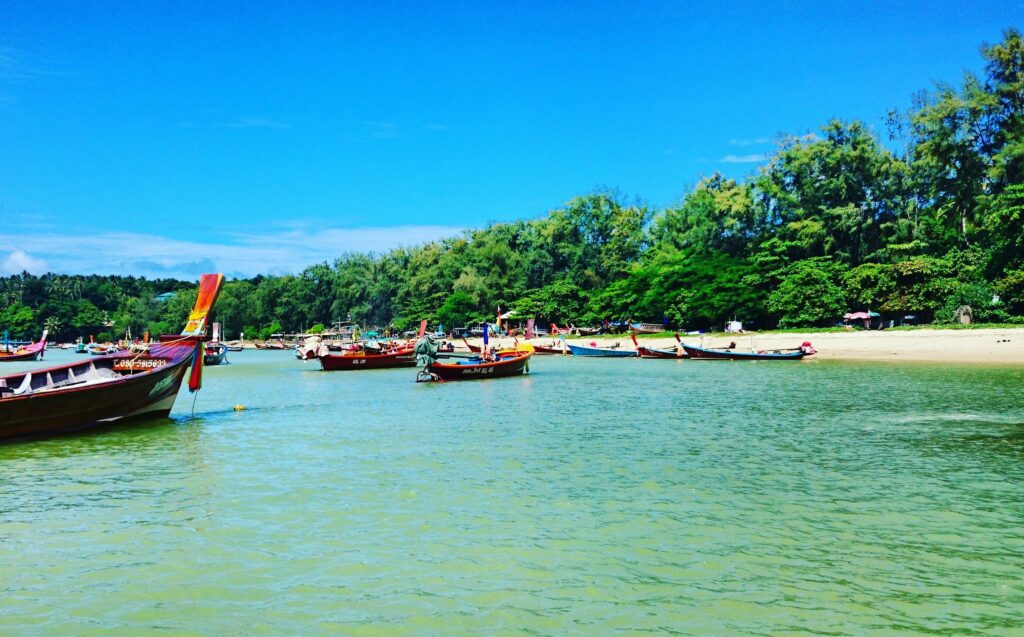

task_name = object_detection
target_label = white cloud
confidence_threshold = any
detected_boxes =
[719,154,769,163]
[1,250,49,274]
[0,226,463,279]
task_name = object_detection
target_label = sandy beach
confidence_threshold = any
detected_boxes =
[468,328,1024,364]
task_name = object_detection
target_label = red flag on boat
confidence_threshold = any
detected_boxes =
[188,343,203,392]
[418,319,427,338]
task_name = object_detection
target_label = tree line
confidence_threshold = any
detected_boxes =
[2,30,1023,341]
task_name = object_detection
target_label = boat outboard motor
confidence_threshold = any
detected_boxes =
[414,336,439,367]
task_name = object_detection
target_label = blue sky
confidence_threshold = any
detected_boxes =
[0,1,1019,279]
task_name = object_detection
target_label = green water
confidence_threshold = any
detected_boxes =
[1,351,1023,635]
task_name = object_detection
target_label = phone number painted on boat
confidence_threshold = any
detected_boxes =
[113,359,168,371]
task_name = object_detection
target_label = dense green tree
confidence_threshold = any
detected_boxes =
[0,302,36,339]
[655,174,762,256]
[756,121,915,266]
[767,258,847,327]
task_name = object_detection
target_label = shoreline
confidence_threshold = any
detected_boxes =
[465,328,1024,364]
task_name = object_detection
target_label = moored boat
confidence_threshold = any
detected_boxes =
[561,336,637,358]
[630,322,664,334]
[0,330,48,362]
[415,335,533,382]
[203,323,229,365]
[682,341,816,361]
[87,342,119,355]
[203,342,229,366]
[0,274,224,442]
[631,333,687,359]
[319,347,416,370]
[418,350,532,382]
[532,341,570,355]
[253,340,287,350]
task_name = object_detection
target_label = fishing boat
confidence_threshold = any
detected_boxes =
[416,347,533,382]
[682,341,816,361]
[203,343,229,366]
[253,340,287,350]
[318,346,416,371]
[631,333,687,359]
[532,341,570,355]
[561,336,637,358]
[417,326,533,382]
[203,323,229,365]
[224,341,244,352]
[74,337,88,354]
[0,274,224,442]
[630,322,664,334]
[0,330,48,362]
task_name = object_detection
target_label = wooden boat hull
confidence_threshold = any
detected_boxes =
[319,349,416,370]
[636,345,687,359]
[203,344,228,366]
[532,344,569,355]
[565,342,637,357]
[0,334,47,362]
[0,273,223,442]
[682,344,808,360]
[0,349,43,362]
[424,352,531,381]
[0,345,195,441]
[254,341,287,350]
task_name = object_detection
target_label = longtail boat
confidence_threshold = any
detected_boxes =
[0,330,47,362]
[561,336,637,358]
[203,323,229,366]
[631,333,687,359]
[417,349,532,382]
[87,342,119,355]
[682,341,816,361]
[253,340,287,350]
[319,347,416,371]
[417,328,533,382]
[203,343,229,366]
[0,274,224,442]
[532,341,570,355]
[630,322,664,334]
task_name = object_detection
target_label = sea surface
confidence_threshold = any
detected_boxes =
[1,349,1023,635]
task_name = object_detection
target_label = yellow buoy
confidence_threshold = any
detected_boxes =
[233,405,246,411]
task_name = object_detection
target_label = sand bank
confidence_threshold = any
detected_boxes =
[473,328,1024,364]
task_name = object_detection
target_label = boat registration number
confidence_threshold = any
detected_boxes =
[113,359,167,371]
